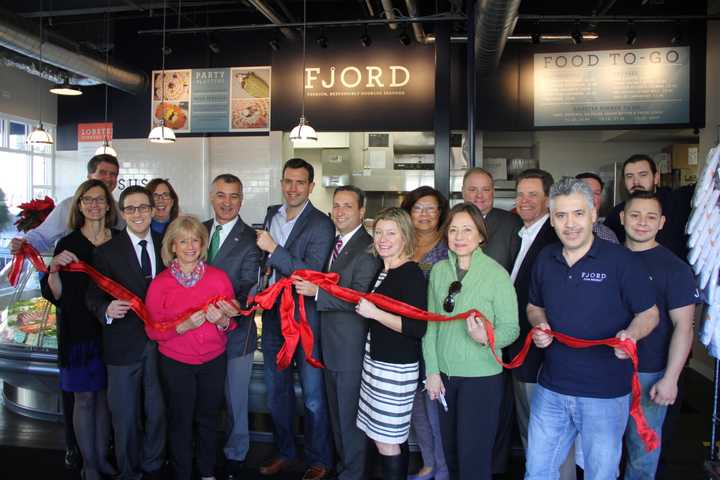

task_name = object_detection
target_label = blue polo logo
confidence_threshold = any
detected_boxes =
[581,272,607,282]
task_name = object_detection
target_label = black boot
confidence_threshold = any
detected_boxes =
[380,443,409,480]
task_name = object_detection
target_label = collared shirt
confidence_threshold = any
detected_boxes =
[632,245,700,372]
[329,223,363,269]
[510,214,549,283]
[529,238,656,398]
[127,228,157,278]
[268,201,309,284]
[593,222,619,244]
[210,215,239,252]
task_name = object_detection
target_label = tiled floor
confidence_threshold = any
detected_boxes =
[0,368,713,479]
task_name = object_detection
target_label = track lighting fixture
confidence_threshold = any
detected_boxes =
[571,22,583,45]
[626,21,637,46]
[361,25,371,47]
[316,29,328,49]
[399,28,411,46]
[269,38,280,51]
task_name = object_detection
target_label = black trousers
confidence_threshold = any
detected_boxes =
[159,352,226,480]
[439,373,504,480]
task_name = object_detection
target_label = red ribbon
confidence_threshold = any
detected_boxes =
[10,249,657,450]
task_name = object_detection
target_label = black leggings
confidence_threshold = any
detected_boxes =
[438,373,504,480]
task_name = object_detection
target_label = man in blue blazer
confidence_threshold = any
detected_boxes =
[256,158,335,480]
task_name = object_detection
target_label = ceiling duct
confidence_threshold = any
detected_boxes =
[381,0,399,30]
[0,8,146,94]
[247,0,298,40]
[404,0,431,44]
[474,0,522,76]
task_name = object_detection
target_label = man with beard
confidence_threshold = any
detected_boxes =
[603,154,689,260]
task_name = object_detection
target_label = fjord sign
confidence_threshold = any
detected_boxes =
[534,47,690,127]
[272,36,434,131]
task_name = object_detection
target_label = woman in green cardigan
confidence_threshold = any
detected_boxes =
[423,202,519,480]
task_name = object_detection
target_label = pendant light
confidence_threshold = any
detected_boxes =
[96,8,117,157]
[148,0,176,144]
[49,78,82,96]
[289,0,317,142]
[28,13,54,146]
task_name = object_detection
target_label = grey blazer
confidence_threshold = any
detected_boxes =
[204,217,262,358]
[483,207,523,273]
[317,228,380,372]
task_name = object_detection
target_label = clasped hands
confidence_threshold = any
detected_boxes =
[176,300,237,334]
[532,322,636,360]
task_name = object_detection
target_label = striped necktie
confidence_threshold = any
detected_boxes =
[331,235,343,264]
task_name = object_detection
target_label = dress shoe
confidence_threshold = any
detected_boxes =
[302,465,330,480]
[225,459,245,480]
[142,468,164,480]
[407,466,435,480]
[259,457,292,476]
[64,446,81,470]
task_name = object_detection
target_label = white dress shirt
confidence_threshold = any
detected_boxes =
[210,215,239,252]
[510,214,549,283]
[328,223,363,269]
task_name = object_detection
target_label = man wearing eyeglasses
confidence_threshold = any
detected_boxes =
[10,153,123,255]
[524,178,658,480]
[87,185,167,480]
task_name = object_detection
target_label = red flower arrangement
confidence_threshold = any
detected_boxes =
[14,196,55,233]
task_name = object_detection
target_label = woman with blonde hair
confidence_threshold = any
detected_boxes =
[355,207,428,480]
[145,215,238,480]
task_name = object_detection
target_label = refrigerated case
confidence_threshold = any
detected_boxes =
[0,253,62,421]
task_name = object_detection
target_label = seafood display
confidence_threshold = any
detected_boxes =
[154,102,189,130]
[0,297,57,350]
[231,99,269,130]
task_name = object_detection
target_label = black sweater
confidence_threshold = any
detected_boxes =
[368,261,427,364]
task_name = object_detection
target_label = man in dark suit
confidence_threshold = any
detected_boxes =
[255,158,335,480]
[506,169,575,480]
[462,166,522,474]
[294,185,381,480]
[86,185,166,480]
[462,167,522,271]
[202,174,262,480]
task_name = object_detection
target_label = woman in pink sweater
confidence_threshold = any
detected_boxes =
[146,215,238,480]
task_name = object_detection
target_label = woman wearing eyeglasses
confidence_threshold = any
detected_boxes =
[355,207,428,480]
[423,202,519,480]
[400,187,450,480]
[146,178,179,235]
[41,179,120,480]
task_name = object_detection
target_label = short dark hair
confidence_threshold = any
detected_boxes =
[283,158,314,183]
[516,169,554,196]
[119,186,154,210]
[87,154,119,175]
[334,185,366,208]
[400,186,450,231]
[211,173,243,191]
[442,202,489,248]
[68,179,118,230]
[146,178,180,221]
[576,172,604,190]
[624,190,663,215]
[623,154,657,177]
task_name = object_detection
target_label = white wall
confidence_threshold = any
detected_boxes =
[0,64,57,124]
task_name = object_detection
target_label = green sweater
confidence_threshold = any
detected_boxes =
[422,248,519,377]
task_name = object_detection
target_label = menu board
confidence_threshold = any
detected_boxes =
[534,47,689,127]
[151,66,271,133]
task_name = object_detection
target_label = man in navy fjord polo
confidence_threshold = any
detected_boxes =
[524,178,659,480]
[621,191,699,480]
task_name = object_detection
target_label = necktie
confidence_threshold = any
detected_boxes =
[138,240,152,280]
[331,236,343,264]
[208,224,222,262]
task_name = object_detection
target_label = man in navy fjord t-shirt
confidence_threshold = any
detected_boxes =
[524,178,659,480]
[621,191,699,480]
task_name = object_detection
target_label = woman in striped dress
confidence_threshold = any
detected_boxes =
[355,207,428,480]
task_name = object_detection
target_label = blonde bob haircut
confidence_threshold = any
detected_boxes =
[161,215,209,266]
[371,207,416,260]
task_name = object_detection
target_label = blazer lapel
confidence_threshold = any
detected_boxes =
[283,202,314,250]
[329,228,368,272]
[120,231,148,290]
[213,217,248,264]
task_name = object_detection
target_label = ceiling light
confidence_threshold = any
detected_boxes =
[290,0,317,143]
[50,79,82,96]
[626,21,637,46]
[148,0,175,144]
[399,31,411,46]
[95,138,117,157]
[27,123,54,145]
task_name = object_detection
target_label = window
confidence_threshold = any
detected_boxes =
[0,114,55,236]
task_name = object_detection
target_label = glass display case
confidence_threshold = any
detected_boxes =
[0,254,62,421]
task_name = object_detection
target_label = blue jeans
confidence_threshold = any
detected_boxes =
[262,309,332,467]
[525,385,629,480]
[623,371,667,480]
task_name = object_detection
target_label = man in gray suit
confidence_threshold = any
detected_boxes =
[462,167,522,271]
[294,186,380,480]
[203,174,262,480]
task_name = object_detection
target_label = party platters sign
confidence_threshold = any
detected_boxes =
[151,66,271,133]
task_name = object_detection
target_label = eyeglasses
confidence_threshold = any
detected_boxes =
[153,192,171,200]
[122,204,152,214]
[443,281,462,313]
[80,196,107,206]
[412,204,439,215]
